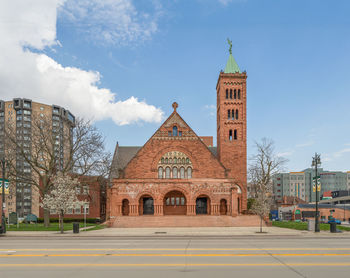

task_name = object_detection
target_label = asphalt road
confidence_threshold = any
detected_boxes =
[1,236,350,278]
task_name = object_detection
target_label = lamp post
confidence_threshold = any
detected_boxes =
[1,158,6,234]
[312,153,321,233]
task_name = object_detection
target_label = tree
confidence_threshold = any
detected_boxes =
[4,114,111,226]
[248,138,287,233]
[41,172,84,233]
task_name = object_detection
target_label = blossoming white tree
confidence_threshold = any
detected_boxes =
[41,172,84,234]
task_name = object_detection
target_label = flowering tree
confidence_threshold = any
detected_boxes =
[249,138,287,233]
[41,172,84,234]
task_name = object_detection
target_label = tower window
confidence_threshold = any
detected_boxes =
[173,167,178,178]
[234,129,237,140]
[173,126,178,136]
[230,89,232,99]
[158,167,163,179]
[227,110,230,120]
[226,89,228,99]
[234,89,237,99]
[232,109,234,120]
[229,129,233,141]
[238,89,241,99]
[236,109,238,120]
[165,167,171,178]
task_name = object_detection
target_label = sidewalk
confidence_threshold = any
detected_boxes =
[2,226,350,237]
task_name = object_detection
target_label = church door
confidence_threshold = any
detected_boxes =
[196,197,207,215]
[122,199,129,216]
[220,199,227,215]
[143,197,154,215]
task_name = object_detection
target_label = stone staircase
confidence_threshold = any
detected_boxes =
[111,215,263,228]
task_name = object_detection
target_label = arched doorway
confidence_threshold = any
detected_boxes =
[139,195,154,215]
[220,199,227,215]
[122,199,129,216]
[163,190,186,215]
[196,195,211,215]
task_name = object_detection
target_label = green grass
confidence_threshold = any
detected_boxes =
[7,222,94,232]
[272,221,350,231]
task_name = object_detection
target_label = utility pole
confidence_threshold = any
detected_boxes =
[1,158,6,234]
[312,153,321,233]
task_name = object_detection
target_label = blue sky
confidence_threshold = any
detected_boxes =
[1,0,349,171]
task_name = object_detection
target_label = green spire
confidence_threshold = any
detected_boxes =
[224,38,241,73]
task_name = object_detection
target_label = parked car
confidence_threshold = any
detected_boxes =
[328,218,341,224]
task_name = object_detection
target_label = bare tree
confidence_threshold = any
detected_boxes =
[248,138,287,233]
[41,172,84,234]
[5,114,110,227]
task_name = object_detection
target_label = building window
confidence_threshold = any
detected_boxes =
[83,203,89,215]
[158,167,163,179]
[230,89,232,99]
[173,167,178,178]
[226,89,228,99]
[229,129,232,141]
[187,167,192,179]
[168,131,172,136]
[234,89,237,99]
[236,109,238,120]
[238,89,241,99]
[82,185,89,195]
[172,126,178,136]
[234,129,237,140]
[75,205,81,214]
[227,110,230,120]
[232,109,234,120]
[180,167,185,179]
[67,207,73,214]
[165,167,171,178]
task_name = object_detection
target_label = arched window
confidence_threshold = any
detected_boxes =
[225,89,228,99]
[165,158,168,164]
[234,89,237,99]
[230,89,232,99]
[165,167,171,178]
[158,167,163,179]
[169,158,172,164]
[173,126,178,136]
[174,157,177,164]
[229,129,233,141]
[232,109,235,120]
[182,158,185,164]
[180,167,185,179]
[234,129,237,140]
[187,167,192,179]
[227,110,230,120]
[161,158,164,164]
[238,89,241,99]
[186,158,189,164]
[173,167,178,178]
[236,109,238,120]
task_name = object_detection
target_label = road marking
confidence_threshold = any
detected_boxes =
[0,263,350,267]
[1,248,350,251]
[1,253,350,257]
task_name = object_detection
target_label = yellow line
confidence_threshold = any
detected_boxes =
[1,253,350,257]
[1,248,350,251]
[1,263,350,267]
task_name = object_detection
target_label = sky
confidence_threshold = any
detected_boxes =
[0,0,349,172]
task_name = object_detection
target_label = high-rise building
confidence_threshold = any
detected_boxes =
[0,98,75,217]
[273,168,349,203]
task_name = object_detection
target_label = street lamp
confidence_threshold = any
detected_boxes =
[0,158,6,234]
[312,153,321,233]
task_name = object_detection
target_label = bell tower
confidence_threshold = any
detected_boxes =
[216,40,247,188]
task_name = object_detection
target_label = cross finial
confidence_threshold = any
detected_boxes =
[172,102,178,112]
[227,38,232,55]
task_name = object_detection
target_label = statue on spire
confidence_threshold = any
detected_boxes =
[227,38,232,55]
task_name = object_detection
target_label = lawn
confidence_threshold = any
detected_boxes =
[7,222,95,232]
[272,221,350,231]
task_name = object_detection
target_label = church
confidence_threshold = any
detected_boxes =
[107,47,248,227]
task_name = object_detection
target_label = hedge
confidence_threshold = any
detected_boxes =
[37,218,101,224]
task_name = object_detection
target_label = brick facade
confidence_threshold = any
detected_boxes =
[107,53,248,226]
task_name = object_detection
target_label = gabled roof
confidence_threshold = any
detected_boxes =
[224,54,241,74]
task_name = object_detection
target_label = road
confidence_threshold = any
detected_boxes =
[1,235,350,278]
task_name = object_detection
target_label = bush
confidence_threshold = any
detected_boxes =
[37,217,100,224]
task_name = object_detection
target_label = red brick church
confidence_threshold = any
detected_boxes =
[107,48,249,227]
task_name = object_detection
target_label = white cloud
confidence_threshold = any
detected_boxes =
[0,0,164,125]
[59,0,162,45]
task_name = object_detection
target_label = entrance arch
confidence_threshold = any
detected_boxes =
[196,195,211,215]
[220,199,227,215]
[163,190,186,215]
[139,195,154,215]
[122,199,129,216]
